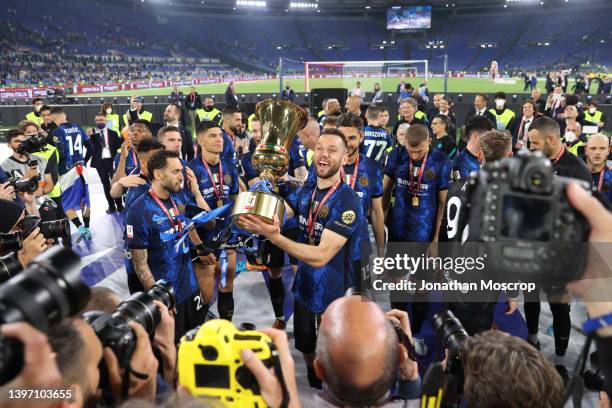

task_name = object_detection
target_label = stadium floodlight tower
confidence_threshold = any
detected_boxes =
[301,59,429,92]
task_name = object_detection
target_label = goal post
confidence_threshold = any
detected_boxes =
[302,60,429,92]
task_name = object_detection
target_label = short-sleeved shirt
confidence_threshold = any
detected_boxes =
[186,156,239,239]
[52,123,90,175]
[452,148,480,181]
[221,130,238,171]
[432,135,458,160]
[552,149,592,183]
[286,181,364,313]
[362,125,392,163]
[592,168,612,205]
[385,148,452,242]
[124,171,150,210]
[126,191,198,303]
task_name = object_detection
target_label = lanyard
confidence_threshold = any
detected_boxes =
[149,188,182,232]
[342,155,360,189]
[307,179,341,241]
[202,157,224,202]
[552,145,565,165]
[129,147,138,167]
[409,151,428,197]
[596,168,606,192]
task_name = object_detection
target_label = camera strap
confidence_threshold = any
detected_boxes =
[269,343,291,408]
[563,333,593,408]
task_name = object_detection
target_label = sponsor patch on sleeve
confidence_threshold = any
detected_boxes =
[127,225,133,239]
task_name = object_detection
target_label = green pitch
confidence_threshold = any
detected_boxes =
[93,76,561,97]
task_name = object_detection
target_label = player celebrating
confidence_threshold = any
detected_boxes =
[126,149,205,338]
[187,121,240,322]
[585,133,612,205]
[237,128,366,389]
[382,124,451,335]
[50,107,94,240]
[362,105,392,164]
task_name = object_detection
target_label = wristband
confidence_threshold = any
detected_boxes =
[582,312,612,333]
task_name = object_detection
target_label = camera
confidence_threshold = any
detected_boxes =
[0,246,90,385]
[0,233,22,252]
[0,253,22,284]
[178,319,280,407]
[432,310,469,394]
[9,176,40,193]
[464,151,590,285]
[83,280,175,368]
[20,215,70,240]
[15,137,47,155]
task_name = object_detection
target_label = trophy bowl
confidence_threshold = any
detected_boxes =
[231,99,308,225]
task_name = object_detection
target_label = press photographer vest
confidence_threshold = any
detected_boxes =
[105,113,120,134]
[122,110,153,127]
[196,107,222,124]
[33,144,61,198]
[25,111,43,126]
[584,110,603,124]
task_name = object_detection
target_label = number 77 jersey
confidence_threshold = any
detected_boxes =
[52,123,90,175]
[361,125,392,163]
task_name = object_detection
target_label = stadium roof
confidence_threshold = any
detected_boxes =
[126,0,611,15]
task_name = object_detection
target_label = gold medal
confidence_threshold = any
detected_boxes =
[216,199,223,208]
[412,196,419,207]
[309,237,314,245]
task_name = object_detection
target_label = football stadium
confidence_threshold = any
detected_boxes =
[0,0,611,407]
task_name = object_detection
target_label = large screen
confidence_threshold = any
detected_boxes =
[387,6,432,30]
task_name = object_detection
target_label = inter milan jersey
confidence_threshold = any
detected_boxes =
[362,125,392,163]
[385,147,452,242]
[432,135,458,160]
[241,151,258,183]
[452,148,480,181]
[221,130,238,172]
[52,123,90,175]
[592,168,612,205]
[343,154,383,217]
[124,171,150,210]
[126,192,198,303]
[187,157,239,238]
[113,148,139,179]
[286,181,364,313]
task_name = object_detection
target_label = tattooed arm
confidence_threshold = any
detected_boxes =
[130,248,155,289]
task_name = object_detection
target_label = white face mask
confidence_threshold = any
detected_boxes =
[106,108,112,114]
[564,131,577,143]
[589,107,596,114]
[495,99,505,109]
[34,105,42,112]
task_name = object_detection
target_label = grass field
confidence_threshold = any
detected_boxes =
[93,76,565,97]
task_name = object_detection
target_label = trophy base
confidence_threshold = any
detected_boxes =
[231,191,285,225]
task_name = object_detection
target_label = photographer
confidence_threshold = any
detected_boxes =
[123,96,153,128]
[0,198,47,269]
[312,295,419,407]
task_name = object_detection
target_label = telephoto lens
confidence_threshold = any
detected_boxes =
[432,310,469,394]
[0,246,90,385]
[0,253,22,284]
[0,233,22,252]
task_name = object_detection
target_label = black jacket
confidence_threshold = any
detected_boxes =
[178,123,195,162]
[186,92,202,111]
[281,89,295,102]
[511,115,537,150]
[88,128,122,169]
[225,87,238,108]
[464,108,496,127]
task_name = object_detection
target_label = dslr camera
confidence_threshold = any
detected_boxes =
[0,246,90,385]
[178,319,284,407]
[20,215,70,241]
[461,151,590,285]
[15,137,47,155]
[9,176,39,193]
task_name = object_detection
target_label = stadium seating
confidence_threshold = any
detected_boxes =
[1,0,610,87]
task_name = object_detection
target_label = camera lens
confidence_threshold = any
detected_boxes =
[432,310,469,356]
[0,234,22,252]
[530,172,544,188]
[0,254,22,284]
[40,219,70,239]
[111,280,175,335]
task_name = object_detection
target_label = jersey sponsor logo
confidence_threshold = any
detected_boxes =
[127,225,133,238]
[341,210,356,224]
[359,176,369,187]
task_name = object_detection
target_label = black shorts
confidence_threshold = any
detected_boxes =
[293,300,321,354]
[284,228,298,266]
[175,290,208,341]
[127,272,145,294]
[262,240,285,269]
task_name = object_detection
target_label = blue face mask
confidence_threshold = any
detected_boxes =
[96,123,106,130]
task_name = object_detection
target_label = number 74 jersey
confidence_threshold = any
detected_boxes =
[361,125,392,163]
[52,123,90,175]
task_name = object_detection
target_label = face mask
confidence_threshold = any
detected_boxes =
[34,105,42,112]
[205,106,213,112]
[589,107,596,114]
[495,100,505,109]
[96,123,106,130]
[564,131,577,143]
[286,86,290,90]
[106,108,112,114]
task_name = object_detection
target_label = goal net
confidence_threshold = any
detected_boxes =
[302,60,429,93]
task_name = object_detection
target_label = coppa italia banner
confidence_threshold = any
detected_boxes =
[0,74,276,99]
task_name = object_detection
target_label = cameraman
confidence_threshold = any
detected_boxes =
[47,317,160,407]
[312,295,420,407]
[0,198,47,268]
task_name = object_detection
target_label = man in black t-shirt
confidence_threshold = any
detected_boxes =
[527,116,591,380]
